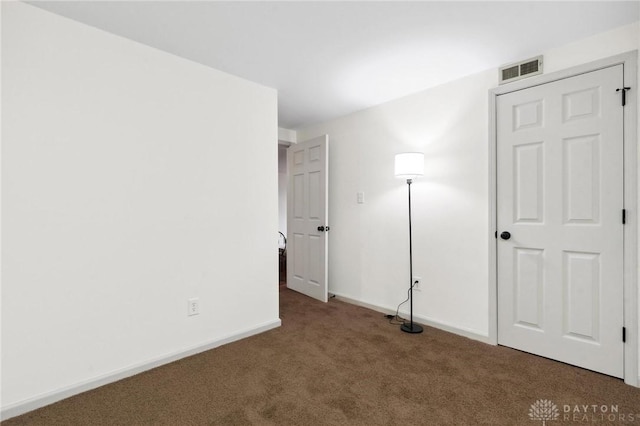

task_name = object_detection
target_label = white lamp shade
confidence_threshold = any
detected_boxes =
[395,152,424,179]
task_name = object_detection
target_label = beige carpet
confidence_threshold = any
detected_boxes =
[4,287,640,425]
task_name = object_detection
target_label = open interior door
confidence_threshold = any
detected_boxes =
[287,135,329,302]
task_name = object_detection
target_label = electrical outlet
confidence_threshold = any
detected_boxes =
[187,298,200,316]
[413,276,422,292]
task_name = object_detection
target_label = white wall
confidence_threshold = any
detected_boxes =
[2,2,279,416]
[278,145,288,235]
[277,127,296,253]
[297,22,639,341]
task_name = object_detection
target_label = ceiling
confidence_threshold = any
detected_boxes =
[29,1,640,129]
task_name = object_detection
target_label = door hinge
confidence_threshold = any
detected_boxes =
[623,327,626,343]
[495,231,497,239]
[616,87,631,106]
[622,209,626,224]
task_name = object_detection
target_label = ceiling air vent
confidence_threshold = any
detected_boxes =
[499,56,543,85]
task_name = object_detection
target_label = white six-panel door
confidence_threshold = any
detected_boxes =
[287,135,329,302]
[497,65,624,377]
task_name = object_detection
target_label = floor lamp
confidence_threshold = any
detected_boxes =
[395,152,424,334]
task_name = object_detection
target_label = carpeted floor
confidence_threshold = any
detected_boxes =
[4,287,640,425]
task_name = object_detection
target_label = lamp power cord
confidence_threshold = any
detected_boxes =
[386,280,418,326]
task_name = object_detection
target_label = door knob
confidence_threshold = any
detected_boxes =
[317,226,325,232]
[500,231,511,240]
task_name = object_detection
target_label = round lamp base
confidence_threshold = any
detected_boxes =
[401,323,423,334]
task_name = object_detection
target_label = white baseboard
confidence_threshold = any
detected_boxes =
[1,319,281,421]
[332,292,490,344]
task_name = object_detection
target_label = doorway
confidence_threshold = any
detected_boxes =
[277,135,330,302]
[278,144,289,287]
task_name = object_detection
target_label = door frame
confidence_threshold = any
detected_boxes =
[488,51,638,386]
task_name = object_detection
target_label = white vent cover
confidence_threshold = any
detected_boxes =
[499,56,543,84]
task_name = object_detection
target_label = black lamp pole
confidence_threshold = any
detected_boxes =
[401,178,423,334]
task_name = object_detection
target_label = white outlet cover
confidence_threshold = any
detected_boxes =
[187,298,200,316]
[413,276,422,291]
